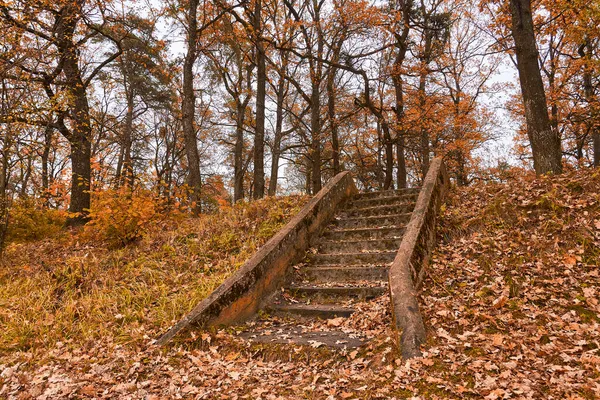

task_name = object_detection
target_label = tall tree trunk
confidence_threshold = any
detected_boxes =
[0,112,10,252]
[327,51,341,175]
[19,156,32,199]
[391,0,411,188]
[381,119,394,190]
[253,0,266,199]
[182,0,203,214]
[579,39,599,166]
[122,90,135,188]
[509,0,562,174]
[56,4,93,225]
[418,69,430,178]
[268,71,286,196]
[310,84,322,193]
[376,119,384,189]
[234,102,245,202]
[41,124,52,207]
[305,157,312,195]
[393,75,407,188]
[594,132,600,167]
[115,145,124,186]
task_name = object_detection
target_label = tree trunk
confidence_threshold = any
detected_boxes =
[0,118,10,253]
[41,124,52,207]
[376,119,384,189]
[327,53,340,175]
[234,101,245,202]
[56,4,93,225]
[418,70,430,178]
[381,119,394,190]
[182,0,203,214]
[253,0,266,199]
[121,90,135,188]
[310,84,322,193]
[393,75,407,188]
[268,71,286,196]
[509,0,562,174]
[391,0,411,188]
[19,156,32,199]
[595,128,600,168]
[68,132,92,223]
[305,157,312,195]
[579,39,599,167]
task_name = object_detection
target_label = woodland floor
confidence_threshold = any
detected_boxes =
[1,168,600,399]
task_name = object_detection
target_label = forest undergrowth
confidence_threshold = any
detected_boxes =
[1,168,599,399]
[0,194,308,356]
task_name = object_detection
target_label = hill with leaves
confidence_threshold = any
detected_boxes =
[1,168,599,399]
[0,194,308,355]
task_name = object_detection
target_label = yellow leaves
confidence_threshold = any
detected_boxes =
[421,357,435,366]
[491,333,504,347]
[83,187,163,247]
[79,385,97,396]
[492,294,508,309]
[563,254,577,267]
[327,316,344,327]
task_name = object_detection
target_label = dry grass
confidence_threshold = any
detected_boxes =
[0,195,309,356]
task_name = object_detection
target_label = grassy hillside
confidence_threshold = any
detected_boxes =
[417,167,600,398]
[0,195,309,355]
[1,169,599,399]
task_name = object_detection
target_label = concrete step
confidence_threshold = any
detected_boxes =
[309,251,396,266]
[354,188,420,200]
[341,202,416,218]
[349,193,418,208]
[322,226,406,241]
[317,237,401,253]
[332,213,412,229]
[286,284,386,300]
[301,265,389,282]
[238,327,364,348]
[267,303,355,319]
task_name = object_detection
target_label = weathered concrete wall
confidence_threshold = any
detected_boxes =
[388,157,449,359]
[156,172,358,345]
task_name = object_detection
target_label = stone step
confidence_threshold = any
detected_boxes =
[322,226,406,241]
[349,193,418,208]
[332,213,411,229]
[309,251,396,266]
[341,202,416,218]
[354,188,420,200]
[286,284,386,300]
[238,327,364,348]
[301,265,389,282]
[267,303,355,319]
[317,237,401,253]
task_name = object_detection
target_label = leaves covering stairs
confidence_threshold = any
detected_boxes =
[238,188,419,349]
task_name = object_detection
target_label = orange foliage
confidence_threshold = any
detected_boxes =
[83,187,183,247]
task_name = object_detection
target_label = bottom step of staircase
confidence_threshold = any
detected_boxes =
[266,303,354,318]
[238,326,364,348]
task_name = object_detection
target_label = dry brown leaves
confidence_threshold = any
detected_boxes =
[1,168,599,399]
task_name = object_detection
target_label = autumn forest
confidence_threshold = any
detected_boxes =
[0,0,596,232]
[0,0,599,398]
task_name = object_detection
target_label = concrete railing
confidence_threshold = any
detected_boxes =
[156,172,358,345]
[388,157,449,359]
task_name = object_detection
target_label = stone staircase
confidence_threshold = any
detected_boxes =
[238,188,420,348]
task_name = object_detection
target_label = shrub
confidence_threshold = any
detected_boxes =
[6,199,67,242]
[84,188,168,247]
